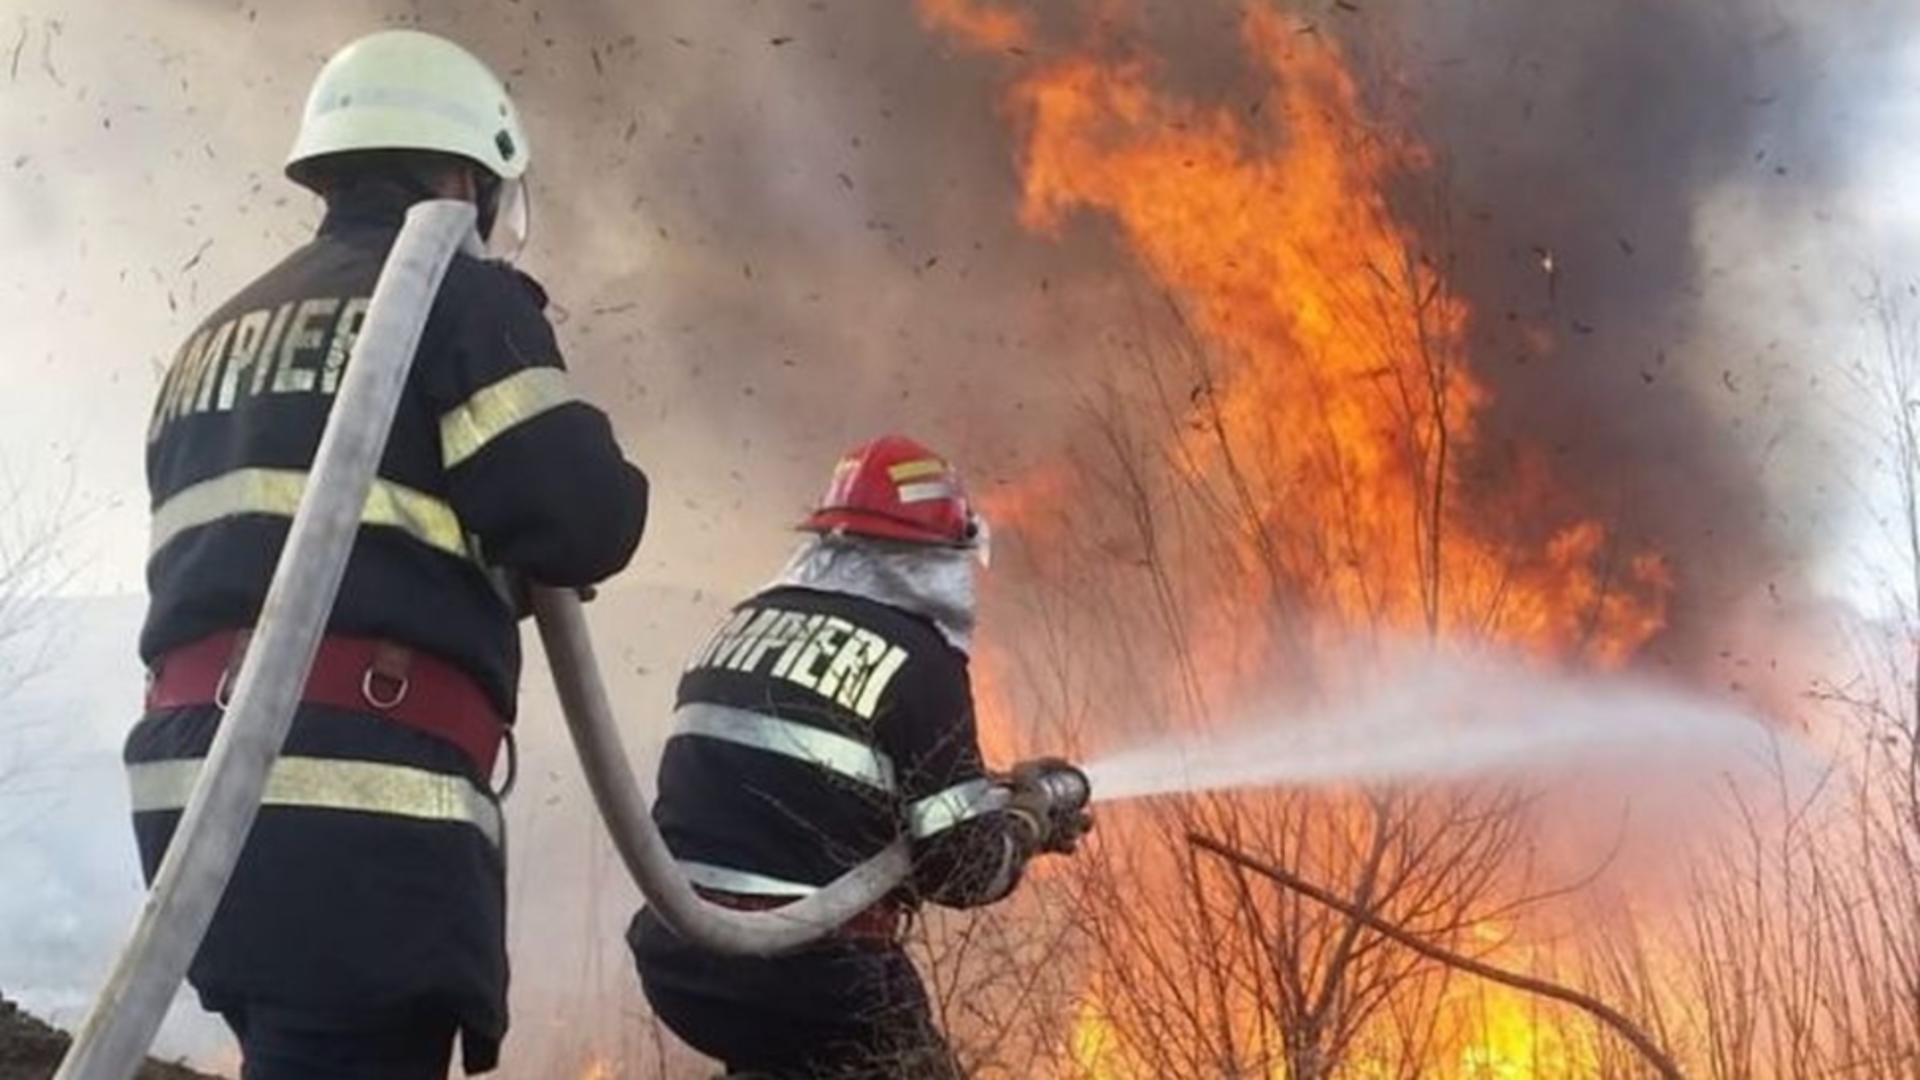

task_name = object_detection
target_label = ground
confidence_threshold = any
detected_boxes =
[0,994,225,1080]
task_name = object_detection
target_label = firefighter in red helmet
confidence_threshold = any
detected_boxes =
[629,435,1092,1079]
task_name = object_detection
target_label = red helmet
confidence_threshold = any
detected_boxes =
[801,434,981,548]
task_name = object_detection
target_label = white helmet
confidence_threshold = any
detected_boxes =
[286,30,529,189]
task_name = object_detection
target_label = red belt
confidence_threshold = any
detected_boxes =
[693,886,904,940]
[146,630,506,775]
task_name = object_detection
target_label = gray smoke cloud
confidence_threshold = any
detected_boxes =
[1368,0,1911,666]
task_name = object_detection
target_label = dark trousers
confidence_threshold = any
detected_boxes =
[629,909,963,1079]
[224,1006,457,1080]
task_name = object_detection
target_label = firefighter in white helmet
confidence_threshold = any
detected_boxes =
[129,30,647,1077]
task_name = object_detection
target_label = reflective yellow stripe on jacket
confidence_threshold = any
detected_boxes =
[148,467,469,560]
[127,756,502,847]
[671,702,898,793]
[438,367,576,469]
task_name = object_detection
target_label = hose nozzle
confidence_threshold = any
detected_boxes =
[1006,757,1094,855]
[1034,761,1092,814]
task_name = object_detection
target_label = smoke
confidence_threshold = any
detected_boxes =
[1363,0,1913,668]
[384,0,1129,579]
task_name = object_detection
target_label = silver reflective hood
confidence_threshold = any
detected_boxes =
[770,535,978,653]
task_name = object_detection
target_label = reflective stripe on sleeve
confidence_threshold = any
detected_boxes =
[907,777,1008,839]
[671,702,897,793]
[438,367,576,469]
[677,859,820,898]
[149,467,470,560]
[127,756,502,847]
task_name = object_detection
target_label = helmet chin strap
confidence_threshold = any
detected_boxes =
[457,176,498,259]
[474,174,502,240]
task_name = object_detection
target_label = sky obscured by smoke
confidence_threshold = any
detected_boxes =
[1381,0,1920,661]
[1,0,1914,608]
[3,0,1919,1073]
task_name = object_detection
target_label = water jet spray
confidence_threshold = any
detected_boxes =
[1075,652,1794,806]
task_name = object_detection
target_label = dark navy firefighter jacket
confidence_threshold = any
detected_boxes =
[642,582,1027,937]
[126,183,647,1072]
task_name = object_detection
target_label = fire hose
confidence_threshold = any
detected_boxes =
[532,584,914,955]
[53,199,911,1080]
[53,200,480,1080]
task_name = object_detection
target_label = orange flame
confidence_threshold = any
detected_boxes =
[929,3,1674,1077]
[991,7,1667,676]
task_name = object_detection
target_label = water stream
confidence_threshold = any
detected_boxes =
[1081,653,1786,804]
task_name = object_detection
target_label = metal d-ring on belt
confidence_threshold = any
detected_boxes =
[147,629,510,781]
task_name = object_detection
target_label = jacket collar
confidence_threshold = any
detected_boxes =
[317,182,427,235]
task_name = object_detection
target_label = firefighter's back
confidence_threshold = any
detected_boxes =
[128,42,648,1079]
[651,583,948,894]
[126,27,651,1080]
[133,200,485,1069]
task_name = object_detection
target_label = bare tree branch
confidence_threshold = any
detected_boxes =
[1187,830,1687,1080]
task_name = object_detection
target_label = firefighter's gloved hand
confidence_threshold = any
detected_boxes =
[1053,803,1094,854]
[1004,785,1057,855]
[1007,757,1095,856]
[1006,786,1094,856]
[496,567,598,617]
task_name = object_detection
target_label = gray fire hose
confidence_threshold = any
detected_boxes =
[55,199,478,1080]
[532,587,911,954]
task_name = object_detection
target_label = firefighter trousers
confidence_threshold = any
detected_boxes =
[222,1005,457,1080]
[629,908,964,1079]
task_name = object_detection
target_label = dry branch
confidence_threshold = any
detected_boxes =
[1187,830,1687,1080]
